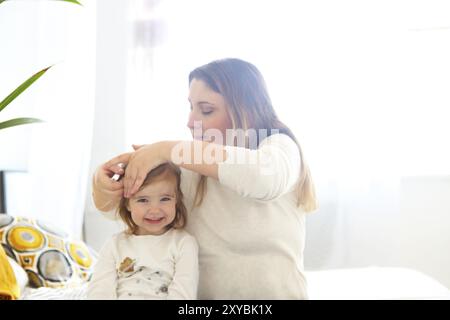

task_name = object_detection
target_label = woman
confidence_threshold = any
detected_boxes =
[92,58,317,299]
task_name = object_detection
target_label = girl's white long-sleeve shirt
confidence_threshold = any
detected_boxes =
[87,229,199,300]
[99,133,307,299]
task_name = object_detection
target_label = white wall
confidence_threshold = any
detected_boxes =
[1,1,96,238]
[396,176,450,289]
[82,0,129,250]
[0,1,40,171]
[305,176,450,289]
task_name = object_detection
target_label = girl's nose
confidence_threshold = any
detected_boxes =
[147,205,161,214]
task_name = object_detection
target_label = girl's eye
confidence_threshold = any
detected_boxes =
[161,197,172,202]
[202,111,213,115]
[137,199,148,203]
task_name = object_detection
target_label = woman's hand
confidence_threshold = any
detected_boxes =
[122,141,170,198]
[93,152,132,211]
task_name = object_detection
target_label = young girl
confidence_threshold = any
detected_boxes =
[93,58,317,299]
[87,162,199,300]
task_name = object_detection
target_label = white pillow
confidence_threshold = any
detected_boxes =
[7,256,28,295]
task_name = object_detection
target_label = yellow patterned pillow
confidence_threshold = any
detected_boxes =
[0,214,96,289]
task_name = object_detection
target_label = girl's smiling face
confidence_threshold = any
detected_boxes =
[127,177,177,236]
[187,78,233,144]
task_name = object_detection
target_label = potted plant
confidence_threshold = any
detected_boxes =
[0,0,81,131]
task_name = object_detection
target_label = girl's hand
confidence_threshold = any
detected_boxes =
[123,142,169,198]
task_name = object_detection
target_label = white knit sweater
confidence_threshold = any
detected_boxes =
[181,133,307,299]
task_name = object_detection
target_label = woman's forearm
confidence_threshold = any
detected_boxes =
[163,140,227,180]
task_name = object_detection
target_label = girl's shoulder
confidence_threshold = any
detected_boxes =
[169,228,196,240]
[109,231,135,245]
[168,228,198,248]
[96,232,127,254]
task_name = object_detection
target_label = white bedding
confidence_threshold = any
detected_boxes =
[305,266,450,300]
[21,267,450,300]
[21,284,88,300]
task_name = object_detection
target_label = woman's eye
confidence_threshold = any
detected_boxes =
[137,199,148,203]
[202,111,213,115]
[161,197,171,202]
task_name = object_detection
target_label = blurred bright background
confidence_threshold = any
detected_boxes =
[1,0,449,291]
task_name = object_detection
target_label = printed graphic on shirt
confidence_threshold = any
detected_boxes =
[118,257,136,275]
[116,257,172,297]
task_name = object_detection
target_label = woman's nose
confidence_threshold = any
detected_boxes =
[187,112,195,130]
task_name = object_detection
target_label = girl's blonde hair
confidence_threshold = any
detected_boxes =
[188,58,318,212]
[117,162,188,234]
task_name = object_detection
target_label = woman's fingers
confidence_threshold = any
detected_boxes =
[97,166,123,191]
[111,182,124,195]
[122,144,164,198]
[110,163,125,175]
[109,178,124,191]
[123,163,149,198]
[129,172,146,197]
[105,152,132,170]
[101,163,123,179]
[123,165,137,198]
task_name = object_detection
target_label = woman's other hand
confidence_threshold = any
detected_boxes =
[124,142,169,198]
[93,152,132,211]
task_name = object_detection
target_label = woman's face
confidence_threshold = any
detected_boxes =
[187,78,233,144]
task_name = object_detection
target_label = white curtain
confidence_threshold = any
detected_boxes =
[123,0,450,275]
[0,1,96,239]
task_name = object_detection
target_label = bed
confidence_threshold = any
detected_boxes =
[18,268,450,300]
[305,267,450,300]
[17,267,450,300]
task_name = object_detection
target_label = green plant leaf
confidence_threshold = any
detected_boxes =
[0,118,44,131]
[0,0,82,5]
[58,0,82,5]
[0,66,52,114]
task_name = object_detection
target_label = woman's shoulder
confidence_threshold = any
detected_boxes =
[259,132,298,149]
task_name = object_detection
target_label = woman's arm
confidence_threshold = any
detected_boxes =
[216,134,301,201]
[122,140,226,197]
[119,134,300,201]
